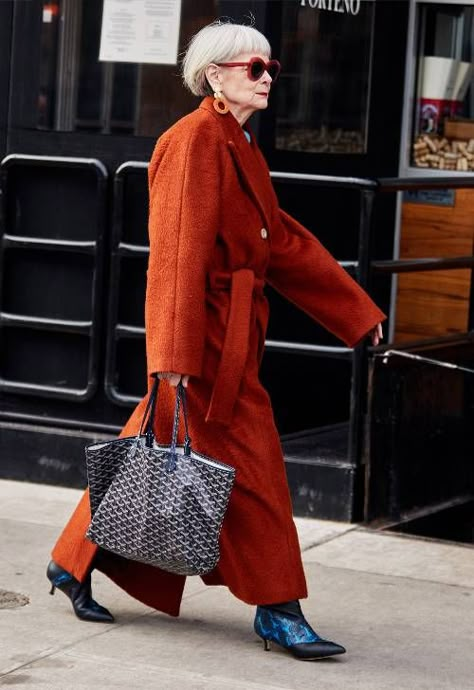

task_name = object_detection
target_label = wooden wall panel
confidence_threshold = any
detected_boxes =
[395,189,474,343]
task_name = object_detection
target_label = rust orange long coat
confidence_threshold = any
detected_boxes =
[52,97,385,616]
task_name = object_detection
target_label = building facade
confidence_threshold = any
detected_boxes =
[0,1,472,533]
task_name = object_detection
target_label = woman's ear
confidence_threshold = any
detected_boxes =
[205,64,220,92]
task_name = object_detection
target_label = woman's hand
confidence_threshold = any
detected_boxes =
[370,323,383,346]
[157,372,190,388]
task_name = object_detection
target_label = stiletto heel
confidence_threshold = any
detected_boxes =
[46,560,114,623]
[254,600,346,661]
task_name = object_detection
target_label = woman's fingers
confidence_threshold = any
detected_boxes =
[371,322,383,346]
[157,372,189,387]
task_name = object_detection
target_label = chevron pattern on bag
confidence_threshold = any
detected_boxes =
[86,438,136,517]
[85,437,236,576]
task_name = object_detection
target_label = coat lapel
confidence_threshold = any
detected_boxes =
[199,98,274,229]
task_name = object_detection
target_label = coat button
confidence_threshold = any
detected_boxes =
[260,228,268,239]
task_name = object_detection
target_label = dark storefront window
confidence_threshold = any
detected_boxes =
[412,2,474,171]
[275,0,375,154]
[38,0,216,136]
[37,0,376,146]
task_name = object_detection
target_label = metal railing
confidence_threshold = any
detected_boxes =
[0,154,108,402]
[103,163,474,485]
[2,152,473,470]
[269,171,474,493]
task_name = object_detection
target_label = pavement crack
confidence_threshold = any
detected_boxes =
[304,562,474,590]
[301,526,358,552]
[0,608,156,679]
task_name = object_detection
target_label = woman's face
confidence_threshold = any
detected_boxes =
[215,52,274,124]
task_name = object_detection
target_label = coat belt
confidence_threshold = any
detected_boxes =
[206,269,265,426]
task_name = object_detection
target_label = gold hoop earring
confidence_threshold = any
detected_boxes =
[213,91,229,115]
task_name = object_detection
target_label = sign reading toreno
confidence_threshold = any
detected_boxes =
[99,0,182,65]
[300,0,361,13]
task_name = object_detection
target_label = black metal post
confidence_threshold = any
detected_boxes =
[348,187,376,520]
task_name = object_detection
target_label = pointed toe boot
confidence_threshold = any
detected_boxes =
[46,560,115,623]
[254,600,346,660]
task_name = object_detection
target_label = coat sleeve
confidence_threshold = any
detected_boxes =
[266,209,386,348]
[145,126,221,378]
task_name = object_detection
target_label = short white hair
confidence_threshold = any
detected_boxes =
[182,20,272,97]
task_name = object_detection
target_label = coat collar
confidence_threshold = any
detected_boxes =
[199,97,273,228]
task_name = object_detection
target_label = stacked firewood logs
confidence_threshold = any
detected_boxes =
[413,134,474,170]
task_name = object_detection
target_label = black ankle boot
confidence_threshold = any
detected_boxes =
[46,560,115,623]
[254,599,345,660]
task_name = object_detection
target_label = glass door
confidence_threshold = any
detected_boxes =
[34,0,216,140]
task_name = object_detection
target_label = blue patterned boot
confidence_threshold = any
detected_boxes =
[254,600,346,660]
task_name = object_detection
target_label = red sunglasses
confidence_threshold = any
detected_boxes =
[217,57,281,83]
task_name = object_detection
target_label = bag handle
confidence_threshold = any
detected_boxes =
[139,374,160,444]
[140,376,192,456]
[170,382,191,456]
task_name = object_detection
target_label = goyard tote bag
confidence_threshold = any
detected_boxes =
[85,377,236,576]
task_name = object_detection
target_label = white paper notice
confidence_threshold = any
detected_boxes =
[99,0,182,65]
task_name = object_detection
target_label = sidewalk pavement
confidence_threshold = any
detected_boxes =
[0,479,473,690]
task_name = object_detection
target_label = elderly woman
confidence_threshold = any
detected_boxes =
[47,21,385,661]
